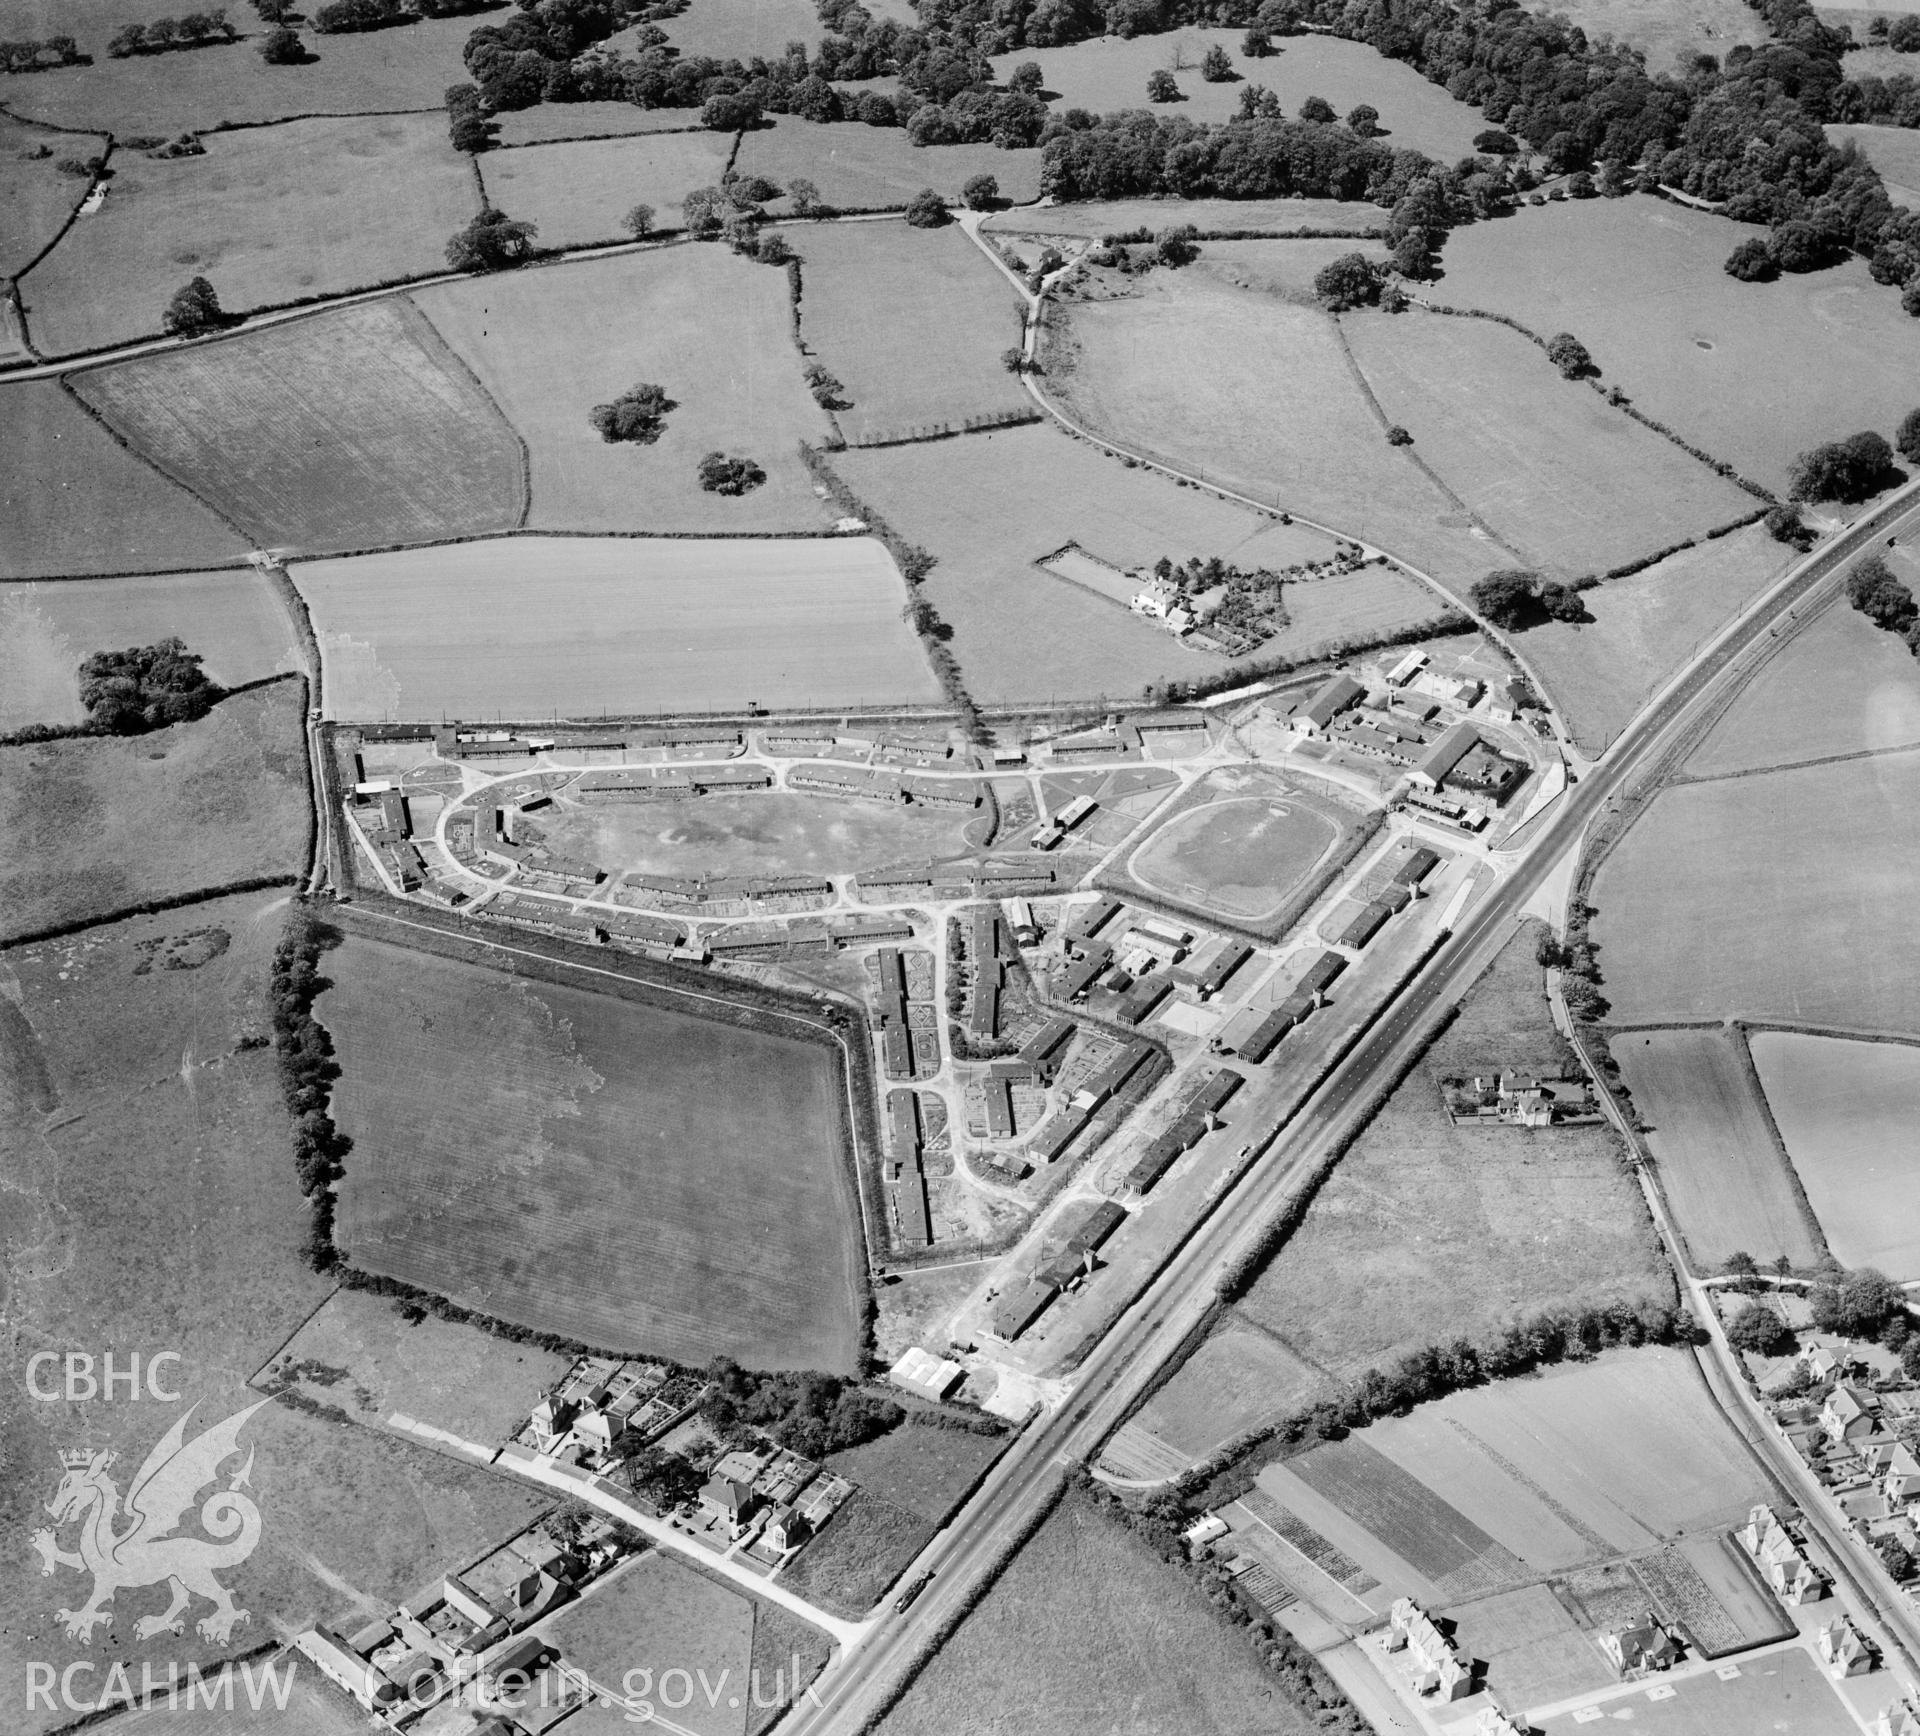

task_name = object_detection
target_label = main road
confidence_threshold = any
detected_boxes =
[780,476,1920,1735]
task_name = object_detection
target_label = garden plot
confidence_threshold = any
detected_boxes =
[1440,1585,1616,1711]
[1590,750,1920,1033]
[0,570,297,730]
[1,381,247,580]
[71,298,526,552]
[1435,197,1920,496]
[1613,1027,1821,1272]
[1343,308,1755,579]
[293,535,936,719]
[476,130,735,249]
[735,117,1042,212]
[1751,1031,1920,1275]
[23,113,476,355]
[414,244,834,533]
[793,219,1032,445]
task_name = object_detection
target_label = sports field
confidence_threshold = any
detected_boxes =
[1829,123,1920,208]
[1537,1645,1858,1736]
[1687,592,1920,777]
[734,118,1043,212]
[793,220,1032,445]
[1613,1028,1820,1272]
[0,112,106,277]
[477,131,735,250]
[414,246,833,533]
[2,381,248,579]
[0,681,307,942]
[1435,198,1920,495]
[1520,524,1791,753]
[877,1487,1317,1736]
[987,30,1489,159]
[22,114,476,355]
[1343,309,1753,578]
[1751,1031,1920,1275]
[1590,750,1920,1033]
[71,299,526,552]
[546,788,972,883]
[831,422,1443,701]
[986,196,1386,240]
[1044,276,1510,600]
[322,931,864,1371]
[1128,782,1342,923]
[1,571,296,729]
[0,10,477,135]
[293,536,937,718]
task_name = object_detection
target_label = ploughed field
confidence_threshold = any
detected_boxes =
[320,931,865,1372]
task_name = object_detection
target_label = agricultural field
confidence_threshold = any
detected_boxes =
[876,1487,1317,1736]
[0,680,307,943]
[1751,1032,1920,1275]
[1829,123,1920,208]
[414,245,833,533]
[735,118,1043,212]
[495,105,713,146]
[0,112,105,278]
[71,299,526,552]
[1434,197,1920,495]
[1686,589,1920,777]
[1519,523,1794,753]
[793,219,1032,445]
[985,195,1387,239]
[1,381,248,579]
[22,114,476,355]
[831,421,1443,701]
[1613,1027,1821,1272]
[1042,273,1511,601]
[987,30,1490,160]
[476,131,736,250]
[1590,751,1920,1033]
[292,536,937,719]
[0,570,297,729]
[1343,308,1755,578]
[0,8,478,134]
[321,929,865,1372]
[1192,236,1391,305]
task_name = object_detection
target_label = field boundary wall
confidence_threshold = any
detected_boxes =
[1,872,300,950]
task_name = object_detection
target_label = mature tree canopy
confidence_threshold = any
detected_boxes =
[1470,569,1543,629]
[1298,93,1335,122]
[1200,43,1235,82]
[588,381,673,444]
[1897,406,1920,463]
[1846,554,1918,631]
[1146,68,1179,101]
[1726,1301,1792,1355]
[962,171,1000,209]
[1546,331,1597,378]
[696,451,765,495]
[622,202,655,239]
[259,23,305,62]
[1346,102,1379,136]
[163,275,228,335]
[1790,431,1896,502]
[78,638,224,734]
[1312,250,1381,309]
[445,206,537,271]
[1810,1266,1906,1338]
[1724,236,1778,280]
[903,186,950,227]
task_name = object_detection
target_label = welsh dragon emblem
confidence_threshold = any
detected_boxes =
[31,1399,268,1644]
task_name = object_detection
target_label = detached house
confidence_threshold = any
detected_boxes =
[697,1478,762,1540]
[1600,1615,1682,1679]
[1819,1615,1875,1678]
[1824,1385,1880,1446]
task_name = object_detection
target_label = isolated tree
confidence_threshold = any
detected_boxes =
[622,202,655,240]
[788,176,822,215]
[1882,1537,1916,1582]
[962,172,1000,210]
[1726,1301,1791,1356]
[1790,432,1896,503]
[78,638,223,733]
[1241,26,1272,56]
[1471,570,1542,628]
[803,361,846,409]
[1546,332,1596,378]
[1722,1250,1760,1283]
[1200,43,1235,81]
[588,381,673,444]
[1006,60,1043,93]
[755,232,795,266]
[1346,102,1379,136]
[1298,93,1335,122]
[1724,236,1777,281]
[1001,345,1025,373]
[163,276,227,335]
[1311,251,1380,310]
[1156,224,1200,267]
[731,173,782,205]
[1386,425,1412,445]
[696,451,765,495]
[1146,68,1180,101]
[903,187,950,228]
[260,23,304,61]
[445,207,536,271]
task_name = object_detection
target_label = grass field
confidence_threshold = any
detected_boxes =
[987,196,1387,239]
[322,930,864,1371]
[496,105,712,146]
[0,112,106,277]
[1,381,248,579]
[23,114,476,355]
[1613,1027,1820,1272]
[1687,591,1920,776]
[1192,237,1391,305]
[71,299,526,552]
[292,535,936,719]
[831,422,1443,701]
[0,681,307,942]
[1830,123,1920,208]
[1044,274,1511,600]
[1550,0,1766,74]
[545,786,972,882]
[792,219,1031,445]
[735,118,1043,212]
[1441,1585,1615,1711]
[1751,1031,1920,1275]
[1126,1324,1328,1466]
[1434,197,1920,496]
[824,1419,1005,1523]
[1538,1644,1858,1736]
[1343,308,1754,578]
[414,245,834,533]
[657,0,845,61]
[0,570,297,729]
[92,1661,366,1736]
[1520,524,1792,753]
[877,1487,1316,1736]
[0,8,476,134]
[478,131,736,249]
[987,30,1490,160]
[1591,750,1920,1033]
[778,1491,932,1618]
